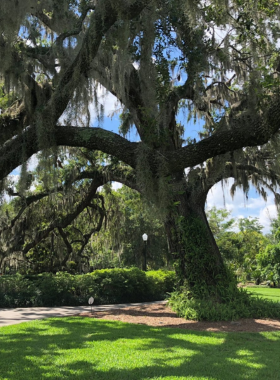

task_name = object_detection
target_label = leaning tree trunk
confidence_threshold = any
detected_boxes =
[164,183,234,301]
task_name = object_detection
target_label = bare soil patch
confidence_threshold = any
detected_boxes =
[77,303,280,333]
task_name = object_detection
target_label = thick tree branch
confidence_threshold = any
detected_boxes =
[166,94,280,172]
[34,9,80,37]
[1,90,280,180]
[54,5,96,47]
[0,126,138,180]
[204,157,280,204]
[1,89,280,181]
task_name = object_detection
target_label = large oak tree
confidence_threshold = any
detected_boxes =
[1,0,280,299]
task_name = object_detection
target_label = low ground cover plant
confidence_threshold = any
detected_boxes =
[168,287,280,321]
[0,268,175,308]
[0,317,279,380]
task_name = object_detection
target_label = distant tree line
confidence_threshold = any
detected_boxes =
[207,207,280,286]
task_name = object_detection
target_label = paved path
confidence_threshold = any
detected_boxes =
[0,301,166,328]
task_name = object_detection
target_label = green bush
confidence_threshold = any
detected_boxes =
[168,288,280,321]
[0,269,175,308]
[35,272,78,306]
[82,268,147,304]
[146,270,176,299]
[0,274,39,307]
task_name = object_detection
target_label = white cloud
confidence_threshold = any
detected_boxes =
[206,180,278,234]
[112,182,122,190]
[58,84,121,127]
[97,182,123,193]
[90,86,121,122]
[8,174,20,184]
[27,154,39,172]
[259,204,278,232]
[11,154,39,177]
[133,61,140,70]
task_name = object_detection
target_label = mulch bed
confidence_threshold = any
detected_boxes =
[76,303,280,333]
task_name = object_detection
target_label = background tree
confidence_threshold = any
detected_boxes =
[90,186,169,270]
[1,0,280,301]
[253,213,280,285]
[0,149,108,273]
[268,214,280,244]
[256,243,280,286]
[206,207,235,240]
[238,217,263,233]
[207,208,269,282]
[0,149,168,274]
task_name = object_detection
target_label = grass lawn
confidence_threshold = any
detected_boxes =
[246,287,280,303]
[0,317,280,380]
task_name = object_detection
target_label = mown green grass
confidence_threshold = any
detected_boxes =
[0,317,280,380]
[246,287,280,303]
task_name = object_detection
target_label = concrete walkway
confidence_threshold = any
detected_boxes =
[0,301,166,328]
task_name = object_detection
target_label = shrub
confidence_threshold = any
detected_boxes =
[35,272,78,306]
[146,270,176,299]
[0,274,39,307]
[0,269,176,308]
[85,268,149,304]
[168,288,280,321]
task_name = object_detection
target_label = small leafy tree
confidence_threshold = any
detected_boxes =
[256,243,280,285]
[238,217,263,233]
[206,207,235,240]
[207,209,269,281]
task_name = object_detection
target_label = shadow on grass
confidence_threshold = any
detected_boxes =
[0,317,280,379]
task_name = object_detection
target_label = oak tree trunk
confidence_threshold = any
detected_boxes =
[164,182,233,300]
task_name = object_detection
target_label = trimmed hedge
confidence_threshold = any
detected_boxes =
[0,268,175,308]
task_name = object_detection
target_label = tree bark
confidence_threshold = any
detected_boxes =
[164,181,233,300]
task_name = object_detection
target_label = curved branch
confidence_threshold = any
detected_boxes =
[75,167,139,192]
[54,5,95,47]
[76,204,105,258]
[0,189,61,237]
[57,201,105,268]
[167,94,280,172]
[205,157,280,204]
[1,0,151,142]
[22,177,103,254]
[0,126,138,180]
[168,78,195,104]
[205,80,237,94]
[2,89,280,181]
